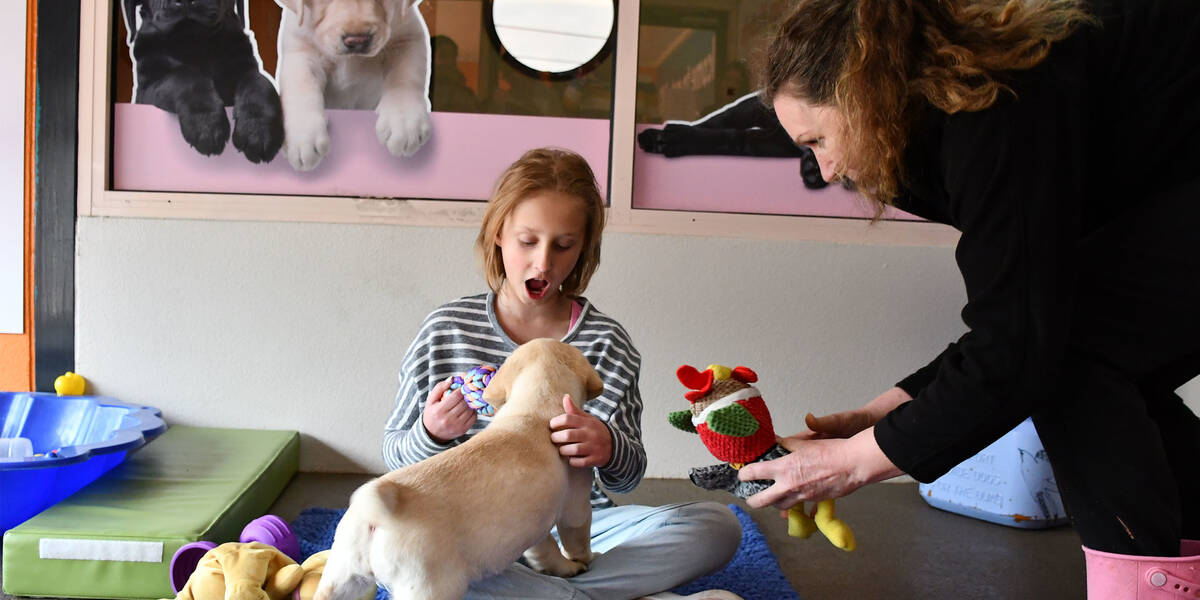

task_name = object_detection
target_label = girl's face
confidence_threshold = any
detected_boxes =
[773,94,852,182]
[495,190,588,305]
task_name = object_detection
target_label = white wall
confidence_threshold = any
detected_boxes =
[0,2,26,334]
[75,217,1199,476]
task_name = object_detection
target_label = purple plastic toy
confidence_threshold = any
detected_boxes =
[169,514,301,593]
[240,514,301,561]
[169,541,218,594]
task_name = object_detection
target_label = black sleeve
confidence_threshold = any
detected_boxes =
[894,342,959,398]
[874,45,1089,483]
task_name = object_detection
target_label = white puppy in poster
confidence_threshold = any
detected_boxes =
[275,0,432,172]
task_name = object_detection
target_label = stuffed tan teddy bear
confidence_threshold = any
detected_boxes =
[168,541,304,600]
[293,551,382,600]
[669,364,856,551]
[292,551,328,600]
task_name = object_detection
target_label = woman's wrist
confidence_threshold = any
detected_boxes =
[847,427,903,486]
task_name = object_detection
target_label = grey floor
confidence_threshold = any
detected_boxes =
[269,474,1087,600]
[2,474,1087,600]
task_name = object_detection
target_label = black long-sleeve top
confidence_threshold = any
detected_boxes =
[874,0,1200,482]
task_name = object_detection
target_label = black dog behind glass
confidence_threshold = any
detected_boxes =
[123,0,283,163]
[637,93,837,191]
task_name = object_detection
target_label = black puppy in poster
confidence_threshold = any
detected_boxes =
[123,0,283,163]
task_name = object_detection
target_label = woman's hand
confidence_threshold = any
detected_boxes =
[422,377,477,444]
[739,428,903,511]
[550,395,613,468]
[793,411,875,441]
[790,386,913,441]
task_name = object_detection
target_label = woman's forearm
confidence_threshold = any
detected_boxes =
[863,386,913,423]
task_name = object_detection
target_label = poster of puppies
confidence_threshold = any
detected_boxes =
[117,0,433,173]
[122,0,286,163]
[109,0,620,204]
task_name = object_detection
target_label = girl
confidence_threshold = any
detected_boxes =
[383,148,743,600]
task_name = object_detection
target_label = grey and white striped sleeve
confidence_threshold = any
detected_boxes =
[599,380,646,493]
[592,325,647,494]
[381,320,457,471]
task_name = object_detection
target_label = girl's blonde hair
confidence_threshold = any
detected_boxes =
[475,148,606,297]
[760,0,1097,214]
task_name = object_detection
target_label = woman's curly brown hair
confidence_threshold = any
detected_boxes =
[760,0,1097,214]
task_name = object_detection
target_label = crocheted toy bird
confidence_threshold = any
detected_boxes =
[669,364,856,551]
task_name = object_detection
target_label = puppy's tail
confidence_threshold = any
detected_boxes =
[351,478,406,527]
[317,480,407,600]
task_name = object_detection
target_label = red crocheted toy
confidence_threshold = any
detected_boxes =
[669,363,856,551]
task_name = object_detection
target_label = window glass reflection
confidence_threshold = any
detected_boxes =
[427,0,614,118]
[635,0,789,124]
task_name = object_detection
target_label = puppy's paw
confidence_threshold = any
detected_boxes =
[233,108,284,164]
[375,106,431,157]
[535,556,589,578]
[284,113,330,172]
[178,108,230,156]
[526,550,591,578]
[558,557,591,578]
[636,128,665,154]
[564,549,594,566]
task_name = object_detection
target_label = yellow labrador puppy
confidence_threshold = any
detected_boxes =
[275,0,432,171]
[314,339,604,600]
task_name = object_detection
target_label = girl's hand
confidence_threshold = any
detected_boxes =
[739,428,903,511]
[422,377,477,444]
[550,395,613,468]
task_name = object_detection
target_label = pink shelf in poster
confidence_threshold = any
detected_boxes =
[112,104,610,202]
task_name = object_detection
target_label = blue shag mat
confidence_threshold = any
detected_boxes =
[290,504,798,600]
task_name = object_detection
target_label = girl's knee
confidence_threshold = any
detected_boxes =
[680,502,742,561]
[708,502,744,538]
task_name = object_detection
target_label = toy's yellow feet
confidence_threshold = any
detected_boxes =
[787,506,818,538]
[814,499,856,551]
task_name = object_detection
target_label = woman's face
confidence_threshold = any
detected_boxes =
[773,94,852,182]
[495,190,587,306]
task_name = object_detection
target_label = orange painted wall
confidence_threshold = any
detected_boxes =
[0,4,36,392]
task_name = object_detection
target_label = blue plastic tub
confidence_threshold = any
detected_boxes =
[0,392,166,532]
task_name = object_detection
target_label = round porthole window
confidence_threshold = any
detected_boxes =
[488,0,616,79]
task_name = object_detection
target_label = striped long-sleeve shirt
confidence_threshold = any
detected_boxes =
[383,292,646,508]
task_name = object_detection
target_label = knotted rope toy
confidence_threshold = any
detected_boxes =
[669,363,856,551]
[447,364,498,416]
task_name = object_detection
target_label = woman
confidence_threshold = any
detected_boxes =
[738,0,1200,559]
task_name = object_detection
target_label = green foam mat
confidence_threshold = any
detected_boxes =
[3,426,299,599]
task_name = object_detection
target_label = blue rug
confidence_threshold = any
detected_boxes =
[290,504,798,600]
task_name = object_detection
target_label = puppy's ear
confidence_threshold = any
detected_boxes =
[405,0,423,20]
[233,0,246,30]
[584,367,604,400]
[276,0,305,26]
[572,355,605,400]
[482,353,524,408]
[122,0,142,44]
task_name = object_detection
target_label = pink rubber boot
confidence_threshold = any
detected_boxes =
[1083,540,1200,598]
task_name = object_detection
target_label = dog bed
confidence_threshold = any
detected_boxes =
[289,504,800,600]
[2,426,299,599]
